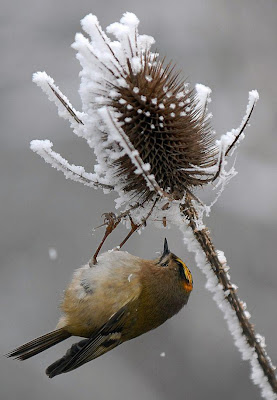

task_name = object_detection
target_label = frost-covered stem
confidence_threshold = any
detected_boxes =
[181,198,277,396]
[30,140,113,190]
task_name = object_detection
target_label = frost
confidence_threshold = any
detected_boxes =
[143,163,151,172]
[131,57,142,74]
[217,89,259,157]
[30,140,111,189]
[216,250,227,265]
[176,91,184,99]
[178,89,259,217]
[195,83,212,116]
[32,72,85,139]
[180,223,277,400]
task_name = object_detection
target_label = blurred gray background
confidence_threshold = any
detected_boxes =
[1,1,277,399]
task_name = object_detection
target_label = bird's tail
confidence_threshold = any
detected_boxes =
[6,329,71,360]
[46,338,90,378]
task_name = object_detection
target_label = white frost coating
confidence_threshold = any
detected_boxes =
[180,90,259,216]
[195,83,212,117]
[30,140,109,189]
[217,90,259,156]
[180,224,277,400]
[33,14,230,210]
[201,90,259,210]
[70,13,159,201]
[32,72,85,137]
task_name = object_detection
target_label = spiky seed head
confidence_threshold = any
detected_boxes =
[111,52,217,201]
[32,13,259,214]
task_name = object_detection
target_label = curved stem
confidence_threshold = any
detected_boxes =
[181,198,277,397]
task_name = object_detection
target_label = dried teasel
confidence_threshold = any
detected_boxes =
[111,51,219,201]
[31,12,258,212]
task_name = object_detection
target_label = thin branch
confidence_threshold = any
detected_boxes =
[48,84,83,125]
[32,71,84,127]
[30,140,113,190]
[225,90,259,156]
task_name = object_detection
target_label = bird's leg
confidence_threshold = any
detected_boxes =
[92,202,144,232]
[90,213,120,266]
[90,202,147,266]
[118,215,139,249]
[118,198,159,249]
[91,198,159,263]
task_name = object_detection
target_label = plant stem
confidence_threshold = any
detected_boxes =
[181,198,277,396]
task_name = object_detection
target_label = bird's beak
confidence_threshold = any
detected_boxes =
[162,238,170,257]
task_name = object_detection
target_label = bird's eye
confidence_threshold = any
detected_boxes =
[160,261,168,267]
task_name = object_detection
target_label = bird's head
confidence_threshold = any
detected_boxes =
[158,238,193,293]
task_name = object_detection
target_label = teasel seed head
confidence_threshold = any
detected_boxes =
[32,12,259,212]
[110,52,217,201]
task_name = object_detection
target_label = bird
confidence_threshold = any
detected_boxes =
[6,239,193,378]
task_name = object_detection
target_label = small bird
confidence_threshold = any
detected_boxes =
[7,239,193,378]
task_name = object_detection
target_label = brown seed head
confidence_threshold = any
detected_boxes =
[110,52,217,201]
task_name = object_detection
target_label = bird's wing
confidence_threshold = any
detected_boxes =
[46,303,132,378]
